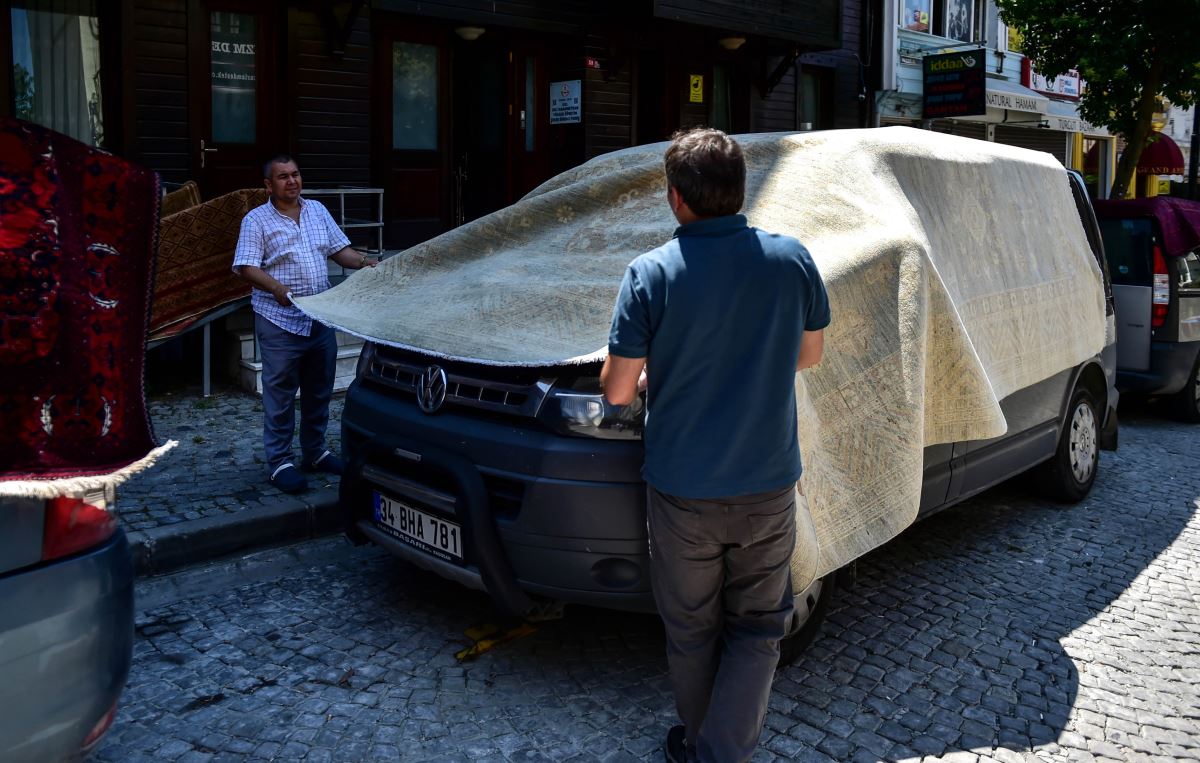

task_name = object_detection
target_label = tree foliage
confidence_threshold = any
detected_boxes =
[12,64,34,122]
[996,0,1200,197]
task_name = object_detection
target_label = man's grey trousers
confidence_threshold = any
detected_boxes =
[647,484,797,763]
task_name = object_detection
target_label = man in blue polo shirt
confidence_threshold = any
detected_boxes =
[601,128,830,763]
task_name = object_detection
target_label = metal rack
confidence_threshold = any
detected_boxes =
[304,187,385,256]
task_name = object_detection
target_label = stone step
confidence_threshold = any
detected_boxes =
[237,342,363,396]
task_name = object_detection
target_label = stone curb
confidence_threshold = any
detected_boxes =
[125,485,342,577]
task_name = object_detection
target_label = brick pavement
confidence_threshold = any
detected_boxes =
[118,385,344,532]
[95,405,1200,762]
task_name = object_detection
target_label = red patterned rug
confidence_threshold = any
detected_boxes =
[0,117,161,482]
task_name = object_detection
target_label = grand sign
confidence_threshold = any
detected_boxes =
[922,50,986,119]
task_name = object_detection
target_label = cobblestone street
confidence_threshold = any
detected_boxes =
[96,405,1200,763]
[118,388,345,531]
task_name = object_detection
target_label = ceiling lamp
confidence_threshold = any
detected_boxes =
[717,36,746,51]
[454,26,485,41]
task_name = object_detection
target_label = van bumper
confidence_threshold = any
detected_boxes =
[340,380,656,614]
[1117,340,1200,395]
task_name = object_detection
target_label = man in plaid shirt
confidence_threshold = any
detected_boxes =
[233,155,374,493]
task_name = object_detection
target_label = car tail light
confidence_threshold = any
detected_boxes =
[80,699,119,751]
[1152,244,1170,329]
[41,486,118,562]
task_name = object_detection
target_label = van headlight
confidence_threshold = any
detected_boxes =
[536,379,645,440]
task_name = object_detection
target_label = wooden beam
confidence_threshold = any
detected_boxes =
[757,46,800,99]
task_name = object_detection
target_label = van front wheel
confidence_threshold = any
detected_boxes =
[1172,355,1200,423]
[1038,387,1100,502]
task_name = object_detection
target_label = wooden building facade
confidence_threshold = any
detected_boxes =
[4,0,867,248]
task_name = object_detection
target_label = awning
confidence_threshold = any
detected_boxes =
[1084,131,1186,175]
[1138,132,1186,175]
[984,78,1048,114]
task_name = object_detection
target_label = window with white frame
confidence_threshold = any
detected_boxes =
[900,0,986,43]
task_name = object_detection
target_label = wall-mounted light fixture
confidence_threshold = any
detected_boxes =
[717,36,746,51]
[454,26,485,41]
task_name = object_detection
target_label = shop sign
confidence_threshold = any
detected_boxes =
[1027,67,1082,99]
[1047,115,1080,132]
[550,80,582,124]
[984,88,1047,113]
[922,50,985,119]
[689,74,704,103]
[585,57,602,70]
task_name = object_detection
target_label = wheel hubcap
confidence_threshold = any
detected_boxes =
[1069,401,1097,484]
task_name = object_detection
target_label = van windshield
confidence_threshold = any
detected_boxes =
[1099,218,1154,286]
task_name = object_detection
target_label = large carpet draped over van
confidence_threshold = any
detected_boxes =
[296,127,1107,582]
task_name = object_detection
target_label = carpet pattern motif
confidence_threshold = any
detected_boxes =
[297,128,1108,581]
[149,188,267,341]
[0,117,160,481]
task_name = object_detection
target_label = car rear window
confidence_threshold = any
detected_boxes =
[1099,218,1154,286]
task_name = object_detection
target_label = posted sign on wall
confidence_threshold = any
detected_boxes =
[922,50,986,119]
[550,80,582,124]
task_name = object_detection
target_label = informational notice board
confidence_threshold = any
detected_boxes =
[550,80,582,124]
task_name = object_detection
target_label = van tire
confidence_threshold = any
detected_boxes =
[1172,356,1200,423]
[1038,387,1100,502]
[777,573,835,668]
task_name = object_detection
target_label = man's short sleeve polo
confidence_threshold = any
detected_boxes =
[608,263,653,358]
[801,247,831,332]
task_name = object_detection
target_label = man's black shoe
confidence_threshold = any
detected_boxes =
[302,449,345,475]
[269,463,308,494]
[665,725,687,763]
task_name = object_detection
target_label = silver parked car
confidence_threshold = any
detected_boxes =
[0,484,134,762]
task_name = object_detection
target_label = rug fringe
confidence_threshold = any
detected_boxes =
[0,441,178,499]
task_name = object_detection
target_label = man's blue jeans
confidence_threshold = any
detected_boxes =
[255,315,337,471]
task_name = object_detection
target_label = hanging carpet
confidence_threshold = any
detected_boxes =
[149,188,267,342]
[0,117,171,494]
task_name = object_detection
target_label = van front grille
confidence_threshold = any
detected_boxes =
[368,354,544,418]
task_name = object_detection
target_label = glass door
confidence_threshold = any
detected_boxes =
[189,2,275,197]
[374,21,450,248]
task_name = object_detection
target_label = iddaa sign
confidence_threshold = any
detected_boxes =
[922,50,986,119]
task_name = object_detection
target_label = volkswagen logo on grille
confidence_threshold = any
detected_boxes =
[415,365,448,414]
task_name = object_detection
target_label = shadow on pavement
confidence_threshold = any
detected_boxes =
[770,402,1199,760]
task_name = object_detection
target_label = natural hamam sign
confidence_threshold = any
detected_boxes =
[922,50,986,118]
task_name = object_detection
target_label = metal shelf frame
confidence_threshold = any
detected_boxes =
[304,187,385,256]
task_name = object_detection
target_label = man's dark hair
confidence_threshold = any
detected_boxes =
[262,154,298,179]
[663,128,745,218]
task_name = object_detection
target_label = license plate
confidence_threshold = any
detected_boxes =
[373,492,464,564]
